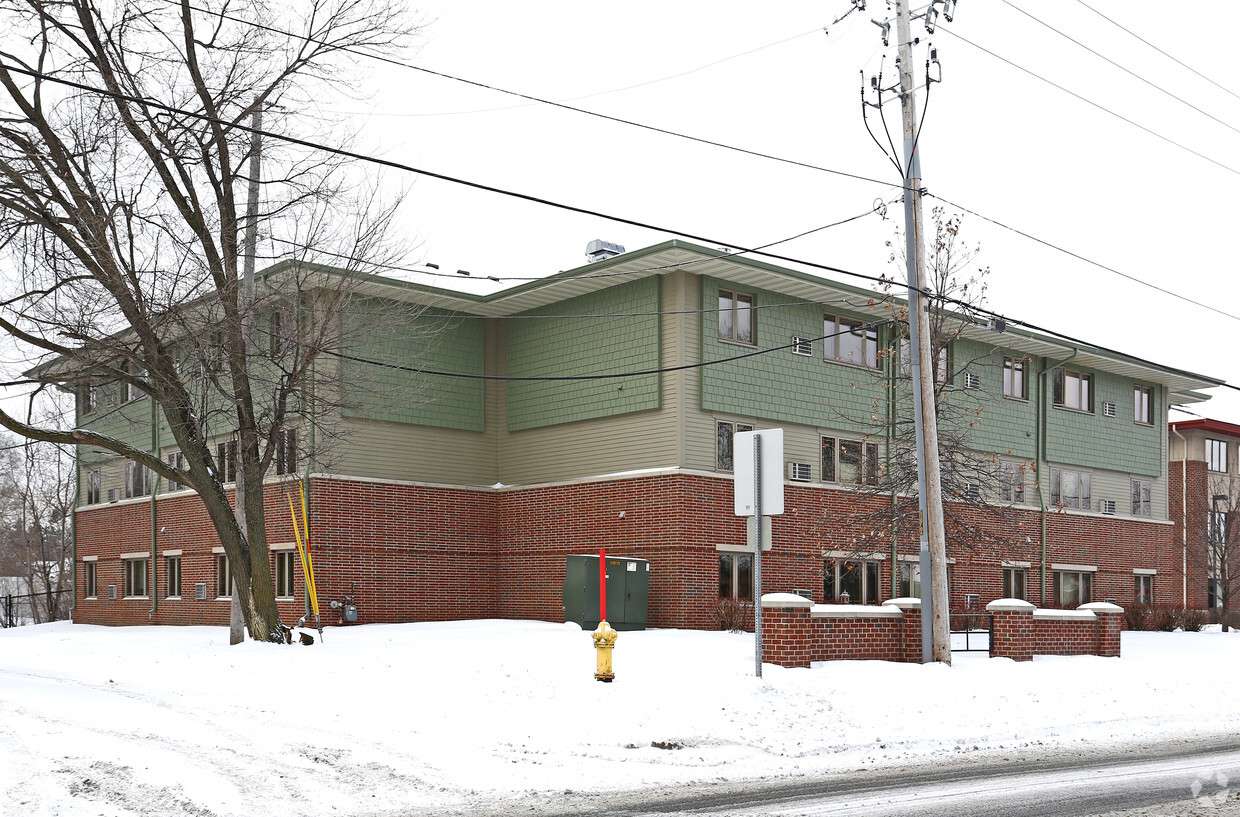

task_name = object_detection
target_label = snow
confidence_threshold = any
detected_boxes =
[3,620,1240,816]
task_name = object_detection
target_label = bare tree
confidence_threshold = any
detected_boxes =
[820,209,1039,601]
[1191,474,1240,631]
[0,0,416,641]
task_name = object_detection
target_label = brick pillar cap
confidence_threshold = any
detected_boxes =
[883,597,922,610]
[761,593,813,609]
[1079,602,1124,614]
[986,598,1036,612]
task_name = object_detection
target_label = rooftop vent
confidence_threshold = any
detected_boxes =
[586,239,625,263]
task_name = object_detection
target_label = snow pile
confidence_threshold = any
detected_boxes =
[2,620,1238,816]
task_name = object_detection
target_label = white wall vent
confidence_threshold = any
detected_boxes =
[1100,499,1117,515]
[791,337,812,356]
[107,489,117,503]
[1102,401,1117,417]
[195,582,208,601]
[963,372,982,390]
[107,584,117,600]
[787,462,812,482]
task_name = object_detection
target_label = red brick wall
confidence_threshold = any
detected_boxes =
[1169,459,1214,609]
[1032,618,1098,656]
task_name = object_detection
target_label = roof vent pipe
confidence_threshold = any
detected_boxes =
[586,239,625,263]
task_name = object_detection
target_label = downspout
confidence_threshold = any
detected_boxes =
[71,433,79,620]
[302,298,316,621]
[149,395,159,619]
[888,327,898,595]
[1171,423,1187,606]
[1038,349,1077,605]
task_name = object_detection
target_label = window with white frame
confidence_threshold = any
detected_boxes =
[166,555,181,598]
[1003,357,1027,399]
[718,289,755,344]
[120,359,146,404]
[1052,367,1093,412]
[275,428,298,476]
[123,558,149,598]
[1003,566,1026,600]
[215,553,234,598]
[1052,568,1093,607]
[898,338,948,382]
[824,558,880,604]
[1050,468,1091,509]
[825,314,878,368]
[898,561,953,598]
[82,384,97,415]
[216,439,237,483]
[1131,479,1151,517]
[715,421,754,471]
[85,468,101,505]
[719,552,754,600]
[166,452,185,492]
[1133,385,1153,424]
[274,550,296,599]
[125,462,151,499]
[1207,438,1228,473]
[84,561,97,598]
[821,437,879,485]
[1134,574,1153,604]
[1000,462,1025,504]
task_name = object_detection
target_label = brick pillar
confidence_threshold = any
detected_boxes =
[884,597,921,663]
[760,593,813,668]
[987,598,1035,661]
[1080,602,1124,657]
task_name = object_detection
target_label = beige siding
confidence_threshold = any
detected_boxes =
[332,417,496,485]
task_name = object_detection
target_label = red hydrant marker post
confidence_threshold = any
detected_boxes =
[592,548,617,682]
[598,548,606,622]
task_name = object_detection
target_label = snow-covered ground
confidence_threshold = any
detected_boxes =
[2,619,1238,816]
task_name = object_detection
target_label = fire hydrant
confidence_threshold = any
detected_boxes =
[593,620,618,682]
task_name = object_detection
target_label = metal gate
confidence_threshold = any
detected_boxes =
[949,612,993,652]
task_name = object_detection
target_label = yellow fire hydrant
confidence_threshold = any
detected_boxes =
[593,620,618,682]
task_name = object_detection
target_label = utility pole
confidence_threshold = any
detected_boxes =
[231,102,262,645]
[893,0,951,663]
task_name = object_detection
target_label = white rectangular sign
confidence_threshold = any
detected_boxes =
[733,428,784,516]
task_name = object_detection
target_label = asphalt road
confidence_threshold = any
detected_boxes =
[439,736,1240,817]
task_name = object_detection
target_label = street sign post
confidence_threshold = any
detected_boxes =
[733,428,783,677]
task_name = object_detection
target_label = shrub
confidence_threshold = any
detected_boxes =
[717,598,754,633]
[1124,603,1152,631]
[1180,607,1207,632]
[1152,605,1179,632]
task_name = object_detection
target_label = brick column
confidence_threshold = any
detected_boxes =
[1080,602,1124,657]
[761,593,814,668]
[884,597,922,663]
[987,598,1035,661]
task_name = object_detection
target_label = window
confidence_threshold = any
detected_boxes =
[120,359,146,403]
[719,552,753,600]
[898,338,948,382]
[1003,567,1026,600]
[1000,462,1025,504]
[84,561,97,598]
[82,384,97,415]
[125,462,151,498]
[1131,480,1151,517]
[166,452,185,492]
[1003,357,1027,399]
[898,562,953,599]
[1134,574,1153,604]
[275,428,297,476]
[123,558,149,598]
[1050,468,1091,510]
[824,558,881,604]
[718,290,754,344]
[821,437,879,485]
[85,469,101,505]
[216,553,234,598]
[825,314,878,368]
[270,308,297,356]
[1052,367,1092,412]
[274,550,296,598]
[166,556,182,598]
[1052,569,1093,607]
[216,439,237,483]
[1133,385,1152,424]
[716,421,753,471]
[1209,508,1227,545]
[1207,439,1228,473]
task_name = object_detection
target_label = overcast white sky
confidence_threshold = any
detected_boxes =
[300,1,1237,419]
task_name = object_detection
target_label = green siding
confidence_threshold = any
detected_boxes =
[1044,367,1162,477]
[505,277,660,432]
[698,276,888,433]
[949,339,1038,460]
[340,301,485,431]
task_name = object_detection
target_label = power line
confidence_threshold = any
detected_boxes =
[1073,0,1240,105]
[1002,0,1240,137]
[939,27,1240,177]
[926,192,1240,325]
[169,1,894,190]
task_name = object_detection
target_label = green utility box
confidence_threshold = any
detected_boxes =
[563,554,649,631]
